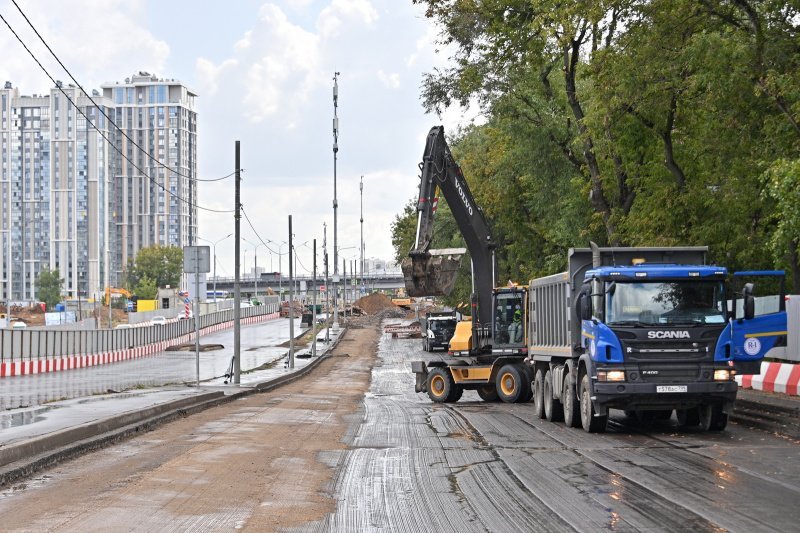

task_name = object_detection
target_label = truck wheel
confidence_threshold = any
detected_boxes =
[562,371,581,428]
[496,364,527,403]
[677,408,700,427]
[427,368,455,403]
[698,404,728,431]
[477,385,499,402]
[543,369,564,422]
[579,374,607,433]
[532,369,546,419]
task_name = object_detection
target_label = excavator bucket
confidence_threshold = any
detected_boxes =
[401,248,465,297]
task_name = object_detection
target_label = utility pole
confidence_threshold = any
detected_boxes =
[312,238,317,357]
[323,223,330,343]
[342,258,347,323]
[360,175,364,295]
[288,215,295,369]
[332,72,340,329]
[324,250,330,343]
[233,141,241,384]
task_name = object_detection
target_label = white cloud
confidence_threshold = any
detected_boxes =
[377,69,400,88]
[195,57,238,97]
[317,0,379,39]
[0,0,168,92]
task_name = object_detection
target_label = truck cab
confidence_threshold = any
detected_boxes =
[422,312,458,352]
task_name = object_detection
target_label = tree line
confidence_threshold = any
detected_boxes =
[37,245,184,310]
[393,0,799,306]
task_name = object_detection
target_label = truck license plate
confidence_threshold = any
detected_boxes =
[657,385,687,393]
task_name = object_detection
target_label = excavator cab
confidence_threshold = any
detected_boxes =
[401,248,465,297]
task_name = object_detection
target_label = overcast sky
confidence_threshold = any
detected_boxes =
[0,0,477,279]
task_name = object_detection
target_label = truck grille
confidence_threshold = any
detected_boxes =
[635,363,702,383]
[621,340,713,362]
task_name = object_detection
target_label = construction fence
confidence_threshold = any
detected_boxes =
[1,298,280,364]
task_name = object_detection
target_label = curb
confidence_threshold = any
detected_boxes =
[0,327,347,487]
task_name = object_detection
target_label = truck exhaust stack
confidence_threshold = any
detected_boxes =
[401,248,465,297]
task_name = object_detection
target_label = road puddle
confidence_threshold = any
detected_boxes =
[0,406,55,429]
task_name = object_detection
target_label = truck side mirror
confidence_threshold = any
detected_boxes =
[577,292,592,321]
[743,283,755,320]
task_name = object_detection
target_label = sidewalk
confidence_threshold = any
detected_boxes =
[0,326,345,486]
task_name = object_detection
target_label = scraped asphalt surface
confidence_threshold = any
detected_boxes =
[311,324,800,532]
[1,317,799,531]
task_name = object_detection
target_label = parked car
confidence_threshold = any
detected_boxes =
[11,321,27,329]
[178,311,194,320]
[115,324,132,329]
[151,315,167,326]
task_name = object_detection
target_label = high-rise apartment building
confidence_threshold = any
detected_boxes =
[0,72,197,303]
[101,72,198,270]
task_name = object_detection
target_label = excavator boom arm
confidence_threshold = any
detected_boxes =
[402,126,495,327]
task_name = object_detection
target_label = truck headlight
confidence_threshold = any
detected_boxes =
[714,369,734,381]
[597,370,626,382]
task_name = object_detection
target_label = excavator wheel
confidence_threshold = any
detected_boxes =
[495,364,529,403]
[477,385,500,402]
[426,368,461,403]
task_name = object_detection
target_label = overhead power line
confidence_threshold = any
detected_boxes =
[10,0,233,184]
[0,10,233,213]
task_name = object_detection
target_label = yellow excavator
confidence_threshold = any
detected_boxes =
[405,126,530,404]
[104,287,132,306]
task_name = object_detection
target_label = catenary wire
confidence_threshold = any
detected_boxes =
[10,0,234,184]
[0,12,233,214]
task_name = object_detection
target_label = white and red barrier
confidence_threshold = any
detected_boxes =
[736,361,800,396]
[0,311,281,378]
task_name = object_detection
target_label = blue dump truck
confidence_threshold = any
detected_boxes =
[527,244,788,432]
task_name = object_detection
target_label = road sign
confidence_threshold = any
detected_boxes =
[183,246,211,273]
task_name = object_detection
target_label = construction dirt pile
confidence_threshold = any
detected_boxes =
[353,293,400,315]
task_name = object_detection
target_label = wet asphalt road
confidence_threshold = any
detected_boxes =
[310,328,800,532]
[0,318,302,411]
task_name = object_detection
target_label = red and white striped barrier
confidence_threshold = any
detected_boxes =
[0,311,281,378]
[737,361,800,396]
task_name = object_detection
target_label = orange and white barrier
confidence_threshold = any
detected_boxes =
[737,361,800,396]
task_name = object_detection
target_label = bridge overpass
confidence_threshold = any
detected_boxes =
[211,272,406,297]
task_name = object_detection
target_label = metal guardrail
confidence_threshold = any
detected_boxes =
[0,298,280,363]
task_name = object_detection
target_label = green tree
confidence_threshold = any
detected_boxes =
[763,159,800,292]
[134,275,158,301]
[390,198,418,263]
[126,245,183,290]
[36,267,63,311]
[412,0,799,273]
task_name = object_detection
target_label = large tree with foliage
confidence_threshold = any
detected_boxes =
[408,0,799,286]
[36,267,63,311]
[125,245,183,291]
